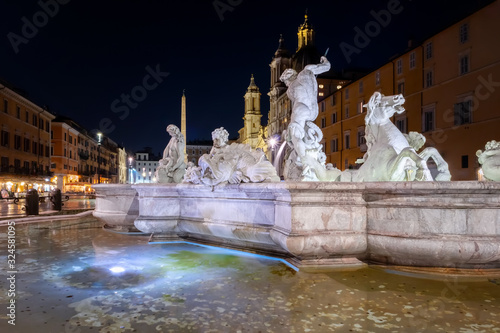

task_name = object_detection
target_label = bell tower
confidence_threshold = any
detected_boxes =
[297,12,315,51]
[242,74,262,149]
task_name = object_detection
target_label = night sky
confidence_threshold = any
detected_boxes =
[1,0,492,154]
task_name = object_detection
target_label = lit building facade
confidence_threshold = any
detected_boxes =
[237,75,266,150]
[315,1,500,180]
[51,116,125,192]
[266,15,347,173]
[135,150,159,183]
[118,147,127,184]
[0,82,55,194]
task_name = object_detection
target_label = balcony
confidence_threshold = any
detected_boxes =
[0,166,54,178]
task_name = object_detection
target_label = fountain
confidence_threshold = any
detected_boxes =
[93,56,499,269]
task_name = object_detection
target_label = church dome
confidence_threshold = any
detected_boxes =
[292,44,321,72]
[274,34,290,58]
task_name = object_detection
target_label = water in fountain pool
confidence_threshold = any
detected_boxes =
[1,219,499,332]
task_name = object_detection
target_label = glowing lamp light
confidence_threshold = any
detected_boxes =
[337,85,342,89]
[109,266,125,274]
[269,138,277,148]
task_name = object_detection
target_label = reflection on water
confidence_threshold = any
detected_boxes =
[0,219,499,332]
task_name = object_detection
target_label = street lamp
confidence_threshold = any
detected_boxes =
[97,132,102,184]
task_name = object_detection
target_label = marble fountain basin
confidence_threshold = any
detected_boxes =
[93,181,500,269]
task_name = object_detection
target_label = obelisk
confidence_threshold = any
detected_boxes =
[181,90,187,163]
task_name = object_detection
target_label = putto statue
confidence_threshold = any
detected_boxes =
[155,124,186,183]
[477,140,500,181]
[184,127,280,186]
[352,92,450,181]
[280,56,341,181]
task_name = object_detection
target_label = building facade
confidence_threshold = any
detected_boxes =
[266,15,347,173]
[0,82,55,194]
[315,0,500,180]
[51,116,125,192]
[186,143,212,166]
[118,147,127,184]
[237,75,266,150]
[135,149,160,183]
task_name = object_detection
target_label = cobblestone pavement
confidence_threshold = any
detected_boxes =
[0,196,95,217]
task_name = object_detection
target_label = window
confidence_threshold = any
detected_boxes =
[46,121,49,132]
[14,135,21,150]
[320,101,325,112]
[32,141,37,155]
[32,114,37,126]
[344,131,350,149]
[46,146,50,157]
[69,150,72,159]
[357,127,366,147]
[345,105,350,118]
[461,155,468,168]
[64,148,66,157]
[357,100,364,114]
[39,118,44,130]
[1,157,9,171]
[396,116,407,133]
[331,94,336,106]
[396,59,403,75]
[330,138,338,153]
[16,106,20,119]
[3,100,7,113]
[69,135,73,144]
[345,88,349,100]
[39,144,44,156]
[460,55,469,75]
[460,23,469,43]
[375,71,380,85]
[1,130,9,147]
[425,42,433,60]
[397,82,405,95]
[409,52,416,69]
[24,138,30,152]
[331,112,337,124]
[359,81,363,93]
[423,105,435,132]
[454,99,472,125]
[64,133,67,141]
[25,110,29,122]
[321,117,326,128]
[425,69,433,88]
[345,158,349,170]
[51,131,53,139]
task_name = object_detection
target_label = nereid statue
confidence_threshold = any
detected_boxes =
[477,140,500,181]
[280,56,341,181]
[184,127,280,186]
[155,124,186,183]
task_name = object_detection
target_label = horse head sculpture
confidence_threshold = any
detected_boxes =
[364,92,406,126]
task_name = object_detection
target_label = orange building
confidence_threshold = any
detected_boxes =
[316,0,500,180]
[0,81,55,194]
[51,116,122,192]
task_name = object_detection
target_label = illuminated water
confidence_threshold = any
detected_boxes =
[1,219,500,332]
